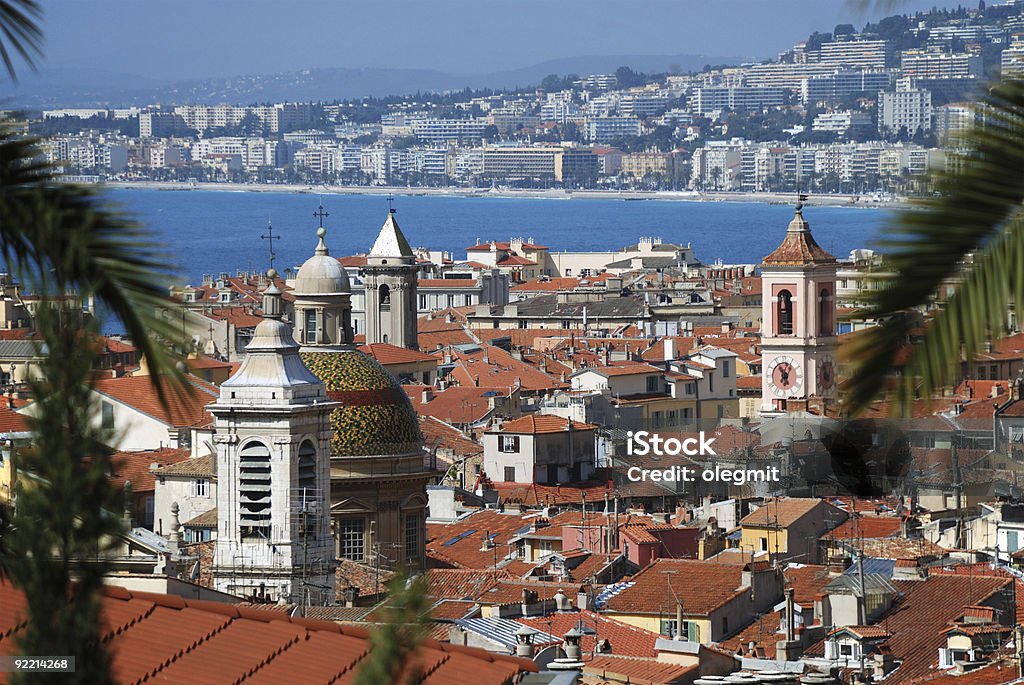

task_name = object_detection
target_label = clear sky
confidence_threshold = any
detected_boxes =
[36,0,959,81]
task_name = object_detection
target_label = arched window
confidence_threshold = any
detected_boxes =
[818,288,832,336]
[297,440,317,493]
[777,289,794,335]
[379,284,391,311]
[239,440,271,539]
[304,309,317,344]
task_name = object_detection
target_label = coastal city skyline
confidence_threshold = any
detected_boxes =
[23,0,957,92]
[7,1,1024,684]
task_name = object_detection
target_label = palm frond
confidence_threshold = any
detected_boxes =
[846,80,1024,414]
[0,0,41,82]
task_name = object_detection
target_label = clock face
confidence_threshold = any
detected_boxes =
[818,358,835,391]
[767,356,803,397]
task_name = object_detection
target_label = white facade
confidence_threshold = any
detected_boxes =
[878,89,933,135]
[209,280,336,604]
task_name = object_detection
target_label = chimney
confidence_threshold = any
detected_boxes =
[785,588,795,641]
[344,586,359,608]
[664,337,675,361]
[553,589,572,612]
[515,625,538,658]
[675,601,685,640]
[422,388,434,403]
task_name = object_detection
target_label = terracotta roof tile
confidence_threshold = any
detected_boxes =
[604,558,750,617]
[0,579,536,685]
[583,656,697,685]
[494,415,596,434]
[358,343,438,365]
[93,375,219,428]
[828,515,903,540]
[762,210,836,266]
[110,447,191,493]
[153,453,214,478]
[740,497,836,528]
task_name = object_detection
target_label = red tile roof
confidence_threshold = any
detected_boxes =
[405,384,506,426]
[494,415,596,434]
[604,559,751,617]
[495,255,537,267]
[0,579,535,685]
[358,343,437,365]
[914,659,1021,685]
[740,498,835,529]
[578,363,662,377]
[447,344,563,393]
[92,376,219,428]
[0,405,27,432]
[484,482,614,507]
[427,509,534,570]
[425,568,513,600]
[518,610,662,658]
[583,656,697,685]
[762,211,836,266]
[418,279,479,289]
[419,416,483,458]
[109,447,191,493]
[828,515,902,540]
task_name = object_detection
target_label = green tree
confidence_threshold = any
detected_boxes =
[355,568,430,685]
[0,3,186,683]
[846,81,1024,412]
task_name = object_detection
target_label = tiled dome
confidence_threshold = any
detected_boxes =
[300,350,422,457]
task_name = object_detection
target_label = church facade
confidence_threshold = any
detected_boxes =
[209,273,337,605]
[289,211,434,572]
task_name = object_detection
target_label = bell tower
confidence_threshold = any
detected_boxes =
[210,270,338,604]
[760,202,839,416]
[292,209,354,351]
[363,208,419,349]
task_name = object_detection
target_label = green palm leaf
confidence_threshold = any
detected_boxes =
[0,0,40,82]
[846,80,1024,414]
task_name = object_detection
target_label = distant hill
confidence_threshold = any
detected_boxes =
[3,52,750,108]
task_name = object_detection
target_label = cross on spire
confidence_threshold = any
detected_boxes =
[261,219,280,269]
[314,199,330,228]
[386,193,396,214]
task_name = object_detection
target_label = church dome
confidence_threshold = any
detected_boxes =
[293,228,351,295]
[300,349,422,457]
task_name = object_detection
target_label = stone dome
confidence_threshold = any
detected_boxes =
[300,349,422,457]
[293,228,351,296]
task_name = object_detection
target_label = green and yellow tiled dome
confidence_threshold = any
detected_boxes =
[300,350,422,457]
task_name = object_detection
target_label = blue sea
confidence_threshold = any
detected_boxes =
[105,188,892,284]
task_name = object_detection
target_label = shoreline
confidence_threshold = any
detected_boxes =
[99,180,908,209]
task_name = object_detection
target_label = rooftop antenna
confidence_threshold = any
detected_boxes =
[260,218,280,270]
[313,199,330,228]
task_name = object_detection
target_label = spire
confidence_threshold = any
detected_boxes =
[762,199,836,266]
[369,209,414,260]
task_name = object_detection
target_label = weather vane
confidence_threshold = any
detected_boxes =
[313,198,330,228]
[261,218,280,270]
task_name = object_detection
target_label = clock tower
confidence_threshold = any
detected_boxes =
[760,202,838,416]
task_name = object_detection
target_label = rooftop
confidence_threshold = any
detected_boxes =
[0,579,535,685]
